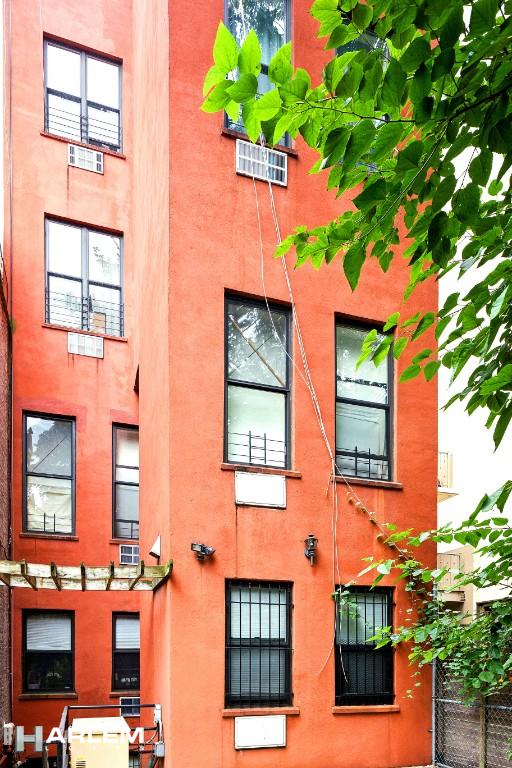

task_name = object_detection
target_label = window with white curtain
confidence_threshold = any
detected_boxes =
[113,614,140,691]
[226,581,292,708]
[113,427,139,540]
[44,39,122,150]
[225,0,291,145]
[335,323,392,480]
[24,414,74,535]
[335,587,394,705]
[23,612,74,692]
[226,297,290,468]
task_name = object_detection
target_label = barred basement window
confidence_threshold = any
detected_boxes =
[44,40,122,151]
[23,414,75,535]
[113,613,140,691]
[335,587,394,706]
[23,611,74,693]
[225,581,292,708]
[225,297,291,468]
[335,323,392,480]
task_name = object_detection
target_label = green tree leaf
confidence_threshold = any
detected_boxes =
[213,22,238,74]
[269,42,293,85]
[252,89,282,121]
[227,73,258,103]
[238,30,262,76]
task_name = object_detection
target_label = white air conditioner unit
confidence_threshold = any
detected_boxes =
[120,697,141,717]
[120,545,140,565]
[68,143,104,174]
[68,332,104,358]
[235,139,287,186]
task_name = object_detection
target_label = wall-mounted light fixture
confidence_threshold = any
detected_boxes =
[304,533,318,566]
[191,543,216,561]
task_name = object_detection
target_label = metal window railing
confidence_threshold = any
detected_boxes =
[336,447,390,481]
[227,430,287,468]
[113,518,139,540]
[45,96,122,151]
[45,290,124,337]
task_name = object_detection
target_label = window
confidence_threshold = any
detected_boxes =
[226,0,291,145]
[225,581,292,708]
[335,323,392,480]
[113,613,140,691]
[128,754,140,768]
[44,40,122,151]
[335,587,393,705]
[120,696,141,717]
[113,427,139,539]
[23,414,74,535]
[23,611,74,692]
[225,297,290,468]
[45,218,123,337]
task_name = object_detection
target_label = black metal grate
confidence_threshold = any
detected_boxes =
[226,430,287,468]
[45,97,121,151]
[225,581,292,708]
[46,290,124,337]
[335,587,394,706]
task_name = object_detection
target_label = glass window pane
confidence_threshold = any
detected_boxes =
[87,57,120,108]
[26,476,72,534]
[116,429,139,478]
[227,386,286,466]
[48,276,82,329]
[26,417,72,475]
[26,614,72,651]
[337,591,390,645]
[46,44,81,97]
[89,284,121,336]
[47,221,82,278]
[229,648,287,698]
[115,616,140,649]
[116,485,139,521]
[227,301,287,387]
[87,105,120,148]
[88,231,121,285]
[336,325,388,404]
[228,0,287,64]
[25,652,73,691]
[47,93,81,141]
[336,402,386,455]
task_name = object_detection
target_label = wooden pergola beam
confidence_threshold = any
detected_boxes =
[106,562,115,591]
[129,561,145,591]
[50,562,62,591]
[80,563,86,591]
[20,560,37,590]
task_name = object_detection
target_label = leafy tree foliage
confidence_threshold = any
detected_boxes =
[202,0,512,696]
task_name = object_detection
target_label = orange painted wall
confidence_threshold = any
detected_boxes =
[5,0,142,753]
[134,1,438,767]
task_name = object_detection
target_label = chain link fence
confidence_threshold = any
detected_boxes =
[434,662,512,768]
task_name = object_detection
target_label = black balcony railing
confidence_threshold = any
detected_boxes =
[45,96,121,151]
[336,447,390,481]
[227,431,287,468]
[46,290,124,337]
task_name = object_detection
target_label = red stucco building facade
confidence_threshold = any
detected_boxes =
[3,0,437,766]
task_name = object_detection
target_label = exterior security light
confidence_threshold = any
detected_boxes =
[304,533,318,565]
[191,543,216,561]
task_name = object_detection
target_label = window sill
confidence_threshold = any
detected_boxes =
[222,706,300,717]
[109,691,140,698]
[110,538,139,545]
[221,127,298,158]
[332,705,400,715]
[333,475,403,491]
[19,692,78,700]
[40,131,126,159]
[42,323,128,343]
[20,532,78,541]
[221,463,302,480]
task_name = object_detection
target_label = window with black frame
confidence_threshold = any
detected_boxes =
[226,0,290,146]
[226,581,292,708]
[113,426,139,540]
[226,298,290,468]
[23,611,74,693]
[44,40,121,151]
[335,323,392,480]
[113,613,140,691]
[335,587,393,705]
[45,218,123,337]
[23,414,74,535]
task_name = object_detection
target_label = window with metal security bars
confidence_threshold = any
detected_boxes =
[225,581,292,708]
[225,297,291,469]
[23,611,74,693]
[335,587,394,705]
[45,218,123,337]
[335,323,393,480]
[113,613,140,691]
[120,544,140,565]
[44,40,122,151]
[68,144,104,174]
[113,427,139,540]
[226,0,291,148]
[120,696,141,717]
[23,414,75,535]
[235,140,287,186]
